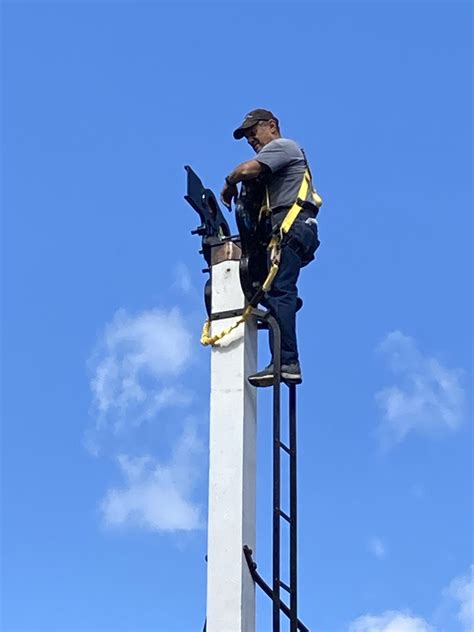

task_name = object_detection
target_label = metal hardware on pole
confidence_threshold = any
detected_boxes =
[243,546,309,632]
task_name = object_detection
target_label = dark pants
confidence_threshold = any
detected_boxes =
[264,218,320,365]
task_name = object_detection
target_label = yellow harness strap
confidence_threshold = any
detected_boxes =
[261,168,321,291]
[280,169,322,234]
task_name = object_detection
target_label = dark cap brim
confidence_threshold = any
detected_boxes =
[233,109,277,139]
[233,119,258,140]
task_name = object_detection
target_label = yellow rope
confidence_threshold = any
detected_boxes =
[200,235,281,346]
[200,304,254,346]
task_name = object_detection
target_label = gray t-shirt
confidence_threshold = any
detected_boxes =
[256,138,317,213]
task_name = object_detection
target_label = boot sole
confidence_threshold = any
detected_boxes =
[248,374,302,387]
[281,373,302,385]
[247,375,274,388]
[282,377,302,385]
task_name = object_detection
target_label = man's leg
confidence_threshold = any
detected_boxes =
[266,243,302,366]
[247,244,301,387]
[248,219,319,387]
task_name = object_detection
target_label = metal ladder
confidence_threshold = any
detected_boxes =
[243,309,309,632]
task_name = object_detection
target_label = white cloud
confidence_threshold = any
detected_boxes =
[89,307,193,435]
[101,423,203,532]
[443,565,474,631]
[368,537,387,559]
[349,611,432,632]
[86,305,205,534]
[351,566,474,632]
[375,331,465,446]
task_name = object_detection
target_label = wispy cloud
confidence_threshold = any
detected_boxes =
[443,565,474,631]
[101,422,203,532]
[368,536,387,560]
[173,262,194,296]
[89,307,193,438]
[87,305,203,534]
[375,331,465,447]
[349,611,432,632]
[350,566,473,632]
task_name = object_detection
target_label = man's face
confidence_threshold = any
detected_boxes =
[243,120,276,153]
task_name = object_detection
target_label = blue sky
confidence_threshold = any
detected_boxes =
[1,2,472,631]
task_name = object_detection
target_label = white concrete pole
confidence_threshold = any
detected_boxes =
[206,242,257,632]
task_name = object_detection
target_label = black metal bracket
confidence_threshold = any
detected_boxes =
[243,546,309,632]
[209,308,245,322]
[184,165,231,268]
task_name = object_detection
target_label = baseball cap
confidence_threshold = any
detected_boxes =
[233,109,279,139]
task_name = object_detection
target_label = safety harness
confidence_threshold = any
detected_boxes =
[201,167,322,346]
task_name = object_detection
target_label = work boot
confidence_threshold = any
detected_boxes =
[248,364,274,388]
[281,362,302,385]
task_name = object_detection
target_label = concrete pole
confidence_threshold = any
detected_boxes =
[206,242,257,632]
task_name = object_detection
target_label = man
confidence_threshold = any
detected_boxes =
[220,108,321,387]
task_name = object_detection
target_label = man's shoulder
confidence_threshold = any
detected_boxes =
[256,137,305,175]
[264,137,303,156]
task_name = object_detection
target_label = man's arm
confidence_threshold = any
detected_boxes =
[220,159,268,209]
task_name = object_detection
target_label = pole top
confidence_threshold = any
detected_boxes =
[211,241,241,266]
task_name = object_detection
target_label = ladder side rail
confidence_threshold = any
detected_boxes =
[289,384,298,632]
[266,313,282,632]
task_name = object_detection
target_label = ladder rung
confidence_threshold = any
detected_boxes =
[279,509,291,523]
[279,441,290,454]
[279,580,291,593]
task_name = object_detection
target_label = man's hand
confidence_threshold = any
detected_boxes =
[220,160,265,209]
[220,181,238,209]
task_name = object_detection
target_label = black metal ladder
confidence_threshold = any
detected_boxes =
[244,309,309,632]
